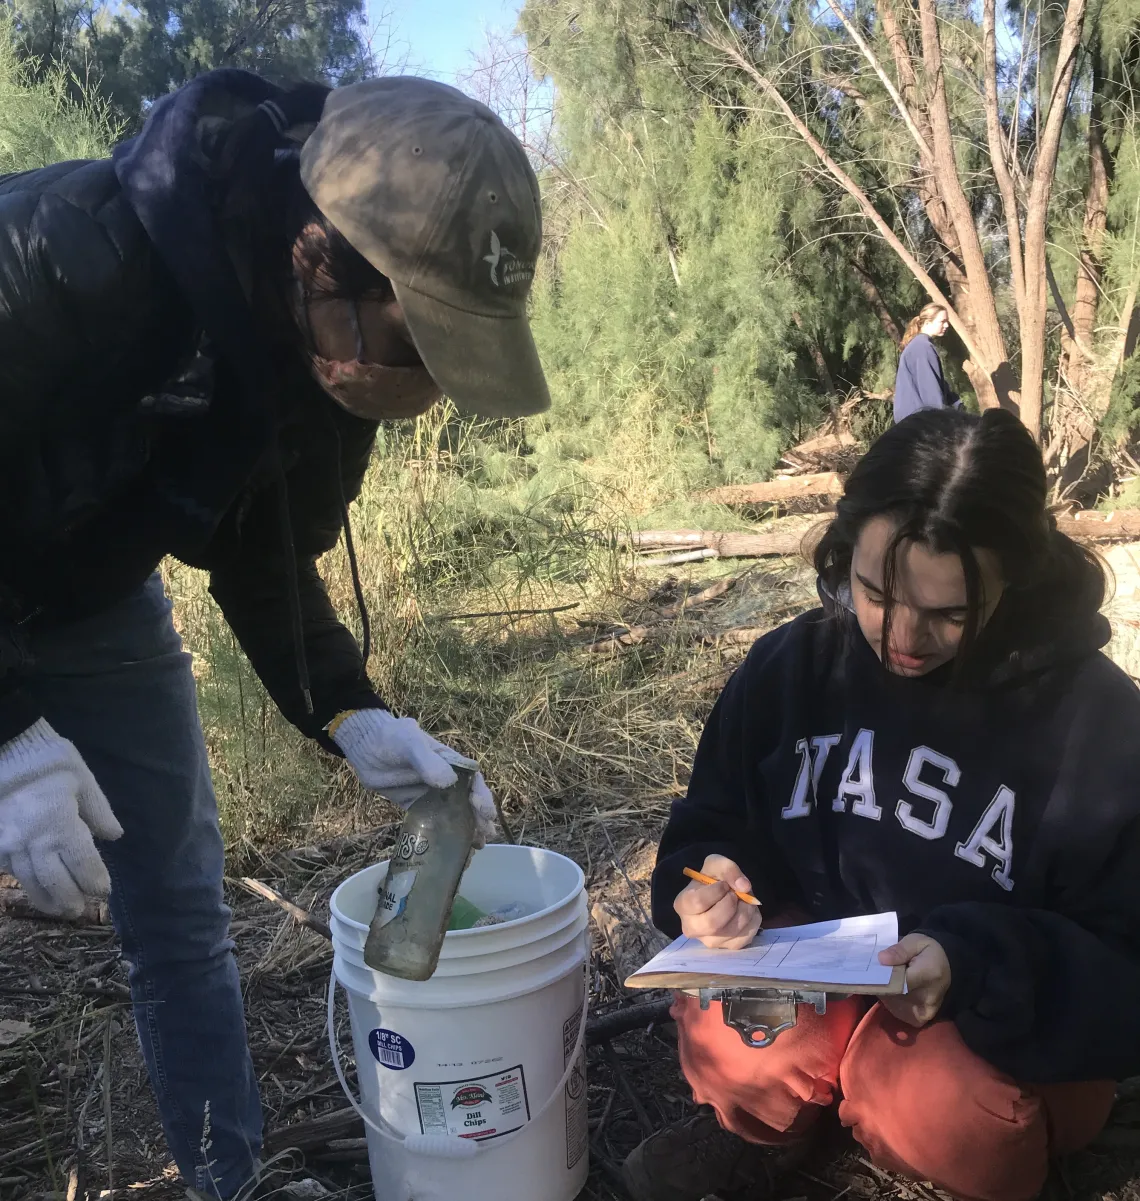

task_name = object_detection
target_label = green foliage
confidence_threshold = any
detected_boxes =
[516,0,906,518]
[7,0,370,123]
[1102,353,1140,445]
[0,12,120,172]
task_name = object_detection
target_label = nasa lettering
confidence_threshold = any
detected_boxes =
[781,730,1014,891]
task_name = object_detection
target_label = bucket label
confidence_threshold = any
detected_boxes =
[373,869,417,929]
[414,1065,530,1141]
[563,1006,588,1171]
[368,1028,416,1071]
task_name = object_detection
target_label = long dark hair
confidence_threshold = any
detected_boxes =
[812,408,1107,671]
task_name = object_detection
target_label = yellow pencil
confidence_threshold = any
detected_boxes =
[683,866,762,907]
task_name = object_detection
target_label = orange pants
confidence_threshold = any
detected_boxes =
[674,992,1115,1201]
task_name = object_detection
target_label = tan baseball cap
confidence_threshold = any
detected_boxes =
[299,76,550,419]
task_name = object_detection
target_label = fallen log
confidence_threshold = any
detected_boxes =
[637,548,719,567]
[265,1107,363,1155]
[1054,510,1140,541]
[657,575,739,618]
[700,471,844,506]
[631,522,815,558]
[586,999,675,1044]
[788,430,857,459]
[631,511,1140,563]
[586,625,652,653]
[0,887,109,926]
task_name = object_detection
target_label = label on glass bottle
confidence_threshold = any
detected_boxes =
[373,868,418,929]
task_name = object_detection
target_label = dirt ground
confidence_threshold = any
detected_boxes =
[5,563,1140,1201]
[5,830,1140,1201]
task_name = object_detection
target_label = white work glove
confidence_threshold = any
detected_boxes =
[0,720,124,917]
[330,709,498,843]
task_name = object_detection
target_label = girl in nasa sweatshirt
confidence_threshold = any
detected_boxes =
[624,408,1140,1201]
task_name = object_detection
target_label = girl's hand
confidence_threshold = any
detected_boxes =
[877,934,951,1027]
[674,854,762,949]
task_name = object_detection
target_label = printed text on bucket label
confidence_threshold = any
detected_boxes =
[563,1005,587,1171]
[414,1066,530,1141]
[368,1028,416,1070]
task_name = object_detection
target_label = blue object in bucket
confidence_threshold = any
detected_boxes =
[369,1028,415,1070]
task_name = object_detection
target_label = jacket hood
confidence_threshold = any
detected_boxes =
[112,70,289,548]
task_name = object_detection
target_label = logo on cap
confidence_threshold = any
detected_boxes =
[483,231,534,288]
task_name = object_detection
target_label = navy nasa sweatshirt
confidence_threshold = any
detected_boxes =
[653,606,1140,1084]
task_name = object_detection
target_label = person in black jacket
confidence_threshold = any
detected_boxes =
[892,303,959,421]
[624,409,1140,1201]
[0,70,548,1199]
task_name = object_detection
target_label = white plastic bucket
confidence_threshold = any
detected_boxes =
[328,844,590,1201]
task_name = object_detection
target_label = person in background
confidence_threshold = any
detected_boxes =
[892,302,958,422]
[623,408,1140,1201]
[0,70,547,1199]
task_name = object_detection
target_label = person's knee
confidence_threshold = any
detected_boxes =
[110,861,234,971]
[674,993,864,1138]
[839,1008,1048,1201]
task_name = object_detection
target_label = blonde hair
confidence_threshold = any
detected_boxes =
[901,303,947,350]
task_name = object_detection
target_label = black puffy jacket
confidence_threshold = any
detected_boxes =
[0,73,385,749]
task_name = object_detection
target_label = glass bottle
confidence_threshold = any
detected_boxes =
[363,766,477,980]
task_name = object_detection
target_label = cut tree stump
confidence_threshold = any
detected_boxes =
[699,472,845,506]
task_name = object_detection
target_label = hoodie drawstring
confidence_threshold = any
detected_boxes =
[332,422,372,677]
[272,423,373,722]
[273,453,314,717]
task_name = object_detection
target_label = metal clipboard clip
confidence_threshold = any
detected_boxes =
[697,988,835,1048]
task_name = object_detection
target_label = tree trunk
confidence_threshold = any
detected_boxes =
[877,0,974,339]
[1054,41,1113,481]
[847,248,902,345]
[792,311,840,395]
[1017,0,1089,441]
[1062,46,1110,397]
[916,0,1011,413]
[881,0,1010,412]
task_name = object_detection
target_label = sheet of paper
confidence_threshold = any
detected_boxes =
[628,912,899,989]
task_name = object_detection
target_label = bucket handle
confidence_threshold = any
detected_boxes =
[326,965,589,1160]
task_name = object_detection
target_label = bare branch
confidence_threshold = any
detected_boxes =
[914,0,1009,396]
[877,0,920,102]
[820,0,933,165]
[1045,255,1097,363]
[847,248,903,345]
[876,0,969,291]
[915,0,998,307]
[1111,264,1140,371]
[982,0,1025,318]
[696,18,988,370]
[1018,0,1090,436]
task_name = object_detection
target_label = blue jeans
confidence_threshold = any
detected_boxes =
[27,574,262,1197]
